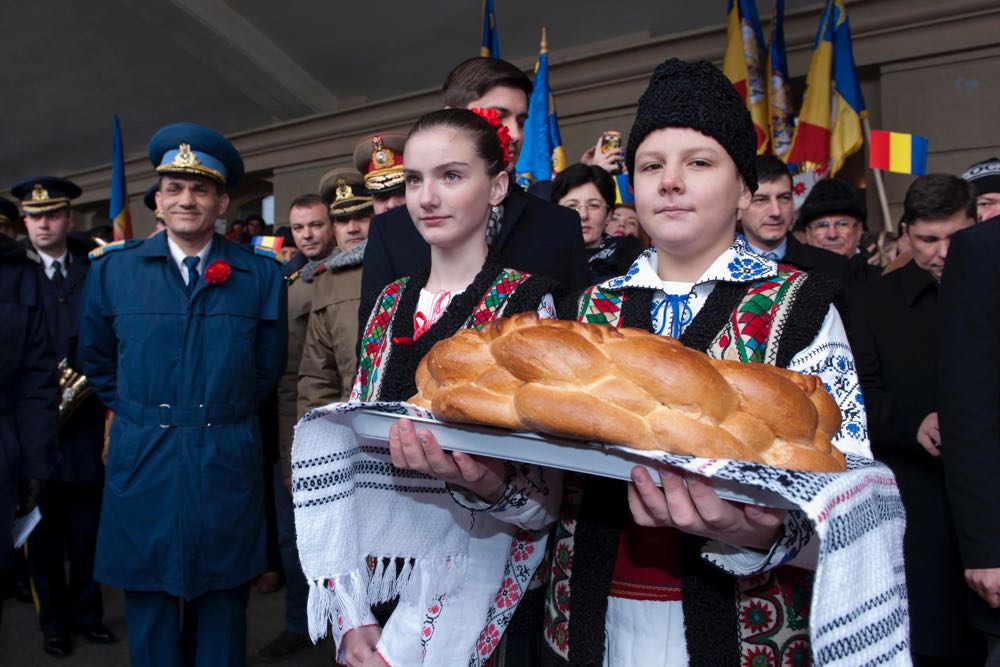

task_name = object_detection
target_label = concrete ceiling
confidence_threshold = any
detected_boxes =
[5,0,815,187]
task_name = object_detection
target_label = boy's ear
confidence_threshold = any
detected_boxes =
[736,175,753,213]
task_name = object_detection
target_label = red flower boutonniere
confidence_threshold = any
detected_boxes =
[204,259,231,286]
[469,107,514,168]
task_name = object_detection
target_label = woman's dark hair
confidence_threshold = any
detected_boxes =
[407,108,507,177]
[550,163,615,207]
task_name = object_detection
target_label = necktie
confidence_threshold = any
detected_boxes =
[183,256,200,295]
[763,251,780,261]
[51,260,64,288]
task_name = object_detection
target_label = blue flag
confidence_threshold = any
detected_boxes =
[109,115,133,240]
[515,29,565,187]
[480,0,499,58]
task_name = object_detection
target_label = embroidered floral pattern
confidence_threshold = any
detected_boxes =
[352,277,409,401]
[737,568,812,667]
[419,597,444,652]
[476,624,501,657]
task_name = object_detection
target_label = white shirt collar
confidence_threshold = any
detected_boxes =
[599,234,779,292]
[166,235,213,285]
[745,236,788,261]
[38,249,69,279]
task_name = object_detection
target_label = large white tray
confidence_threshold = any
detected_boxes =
[351,409,796,509]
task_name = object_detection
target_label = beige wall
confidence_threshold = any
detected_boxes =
[58,0,1000,238]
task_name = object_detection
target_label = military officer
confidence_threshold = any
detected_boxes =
[260,187,344,662]
[0,236,59,628]
[11,176,113,656]
[354,133,406,214]
[78,122,287,666]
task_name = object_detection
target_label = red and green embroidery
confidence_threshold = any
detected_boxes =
[354,277,410,402]
[466,269,529,331]
[578,287,625,327]
[726,270,801,363]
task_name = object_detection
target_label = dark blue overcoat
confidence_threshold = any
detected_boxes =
[79,232,286,599]
[0,239,59,569]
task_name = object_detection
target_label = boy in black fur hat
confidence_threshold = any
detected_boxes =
[544,58,873,666]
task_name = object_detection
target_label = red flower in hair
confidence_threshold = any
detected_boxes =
[204,259,231,285]
[470,107,514,167]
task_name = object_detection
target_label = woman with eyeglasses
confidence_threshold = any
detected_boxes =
[552,163,643,283]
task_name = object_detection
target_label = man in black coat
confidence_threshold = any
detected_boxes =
[740,156,850,282]
[360,57,590,322]
[12,176,114,656]
[798,176,882,284]
[849,174,982,664]
[939,214,1000,665]
[0,235,59,628]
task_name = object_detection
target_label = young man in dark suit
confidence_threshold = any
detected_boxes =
[939,212,1000,665]
[360,57,590,324]
[850,174,983,665]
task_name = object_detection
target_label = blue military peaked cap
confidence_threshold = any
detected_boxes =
[11,176,82,214]
[148,122,244,189]
[0,197,19,224]
[143,183,159,211]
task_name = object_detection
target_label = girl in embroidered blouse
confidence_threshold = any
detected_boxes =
[543,60,873,666]
[339,108,559,667]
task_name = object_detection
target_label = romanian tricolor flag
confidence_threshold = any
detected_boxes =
[767,0,795,160]
[724,0,769,154]
[869,130,928,176]
[109,115,133,241]
[786,0,866,175]
[252,235,284,261]
[515,28,566,187]
[480,0,499,58]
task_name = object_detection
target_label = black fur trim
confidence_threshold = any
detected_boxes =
[564,476,628,666]
[773,271,840,369]
[620,288,654,331]
[503,274,558,318]
[679,534,741,666]
[679,281,748,352]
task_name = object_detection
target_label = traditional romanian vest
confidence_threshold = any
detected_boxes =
[542,266,838,666]
[354,258,552,403]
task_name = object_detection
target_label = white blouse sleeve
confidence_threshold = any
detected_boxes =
[786,304,872,459]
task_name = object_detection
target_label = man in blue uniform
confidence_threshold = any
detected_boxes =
[79,122,288,666]
[0,235,59,627]
[11,176,114,657]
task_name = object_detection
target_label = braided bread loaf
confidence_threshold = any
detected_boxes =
[409,312,847,472]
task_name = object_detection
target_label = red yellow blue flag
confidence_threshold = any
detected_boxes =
[786,0,866,175]
[869,130,928,176]
[724,0,769,154]
[109,115,133,241]
[480,0,499,58]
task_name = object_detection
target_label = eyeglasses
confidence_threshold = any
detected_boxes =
[808,219,859,232]
[560,200,608,213]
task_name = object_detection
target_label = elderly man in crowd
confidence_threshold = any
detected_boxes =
[961,157,1000,222]
[798,178,881,283]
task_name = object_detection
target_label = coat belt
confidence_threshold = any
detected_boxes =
[116,399,253,428]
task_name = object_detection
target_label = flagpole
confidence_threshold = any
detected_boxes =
[862,117,893,234]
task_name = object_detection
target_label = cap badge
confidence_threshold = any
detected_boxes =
[31,184,50,201]
[371,136,394,170]
[335,178,353,203]
[172,143,201,169]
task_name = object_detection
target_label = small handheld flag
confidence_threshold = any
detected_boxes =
[252,235,284,261]
[480,0,499,58]
[109,115,133,241]
[869,130,928,176]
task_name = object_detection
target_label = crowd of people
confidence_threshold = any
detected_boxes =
[1,52,998,667]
